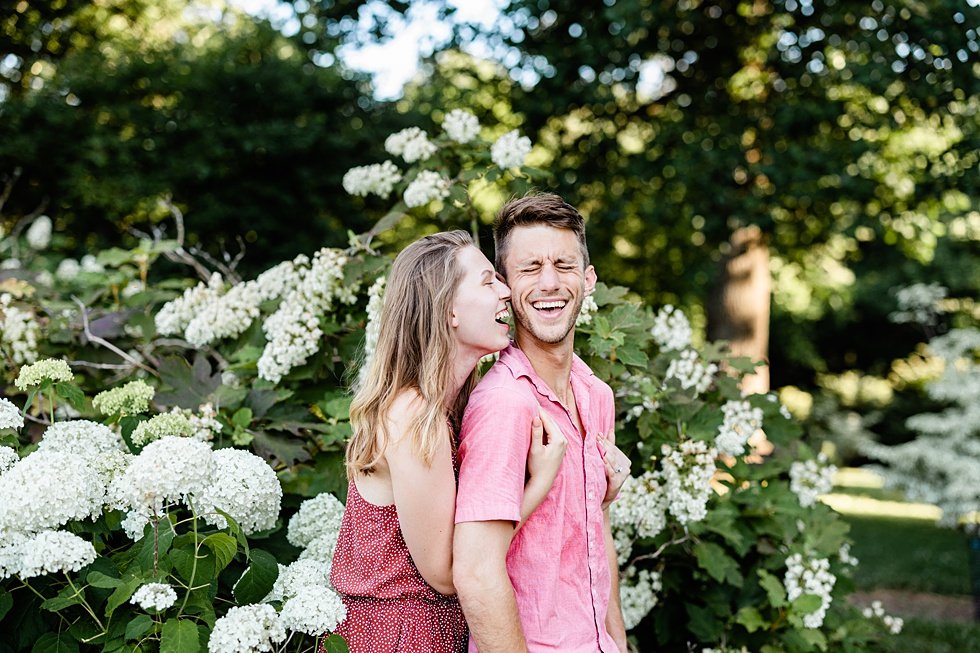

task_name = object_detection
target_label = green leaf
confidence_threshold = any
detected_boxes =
[125,614,154,641]
[233,549,279,605]
[53,383,86,410]
[160,619,200,653]
[320,634,350,653]
[615,344,649,367]
[31,632,78,653]
[791,593,824,617]
[97,247,135,267]
[686,603,723,642]
[735,606,765,633]
[171,544,215,586]
[693,541,742,586]
[231,407,253,428]
[41,594,84,612]
[87,570,124,589]
[203,533,238,572]
[0,588,12,620]
[106,574,144,617]
[758,569,787,607]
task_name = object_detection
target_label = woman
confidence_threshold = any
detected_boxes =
[329,231,566,652]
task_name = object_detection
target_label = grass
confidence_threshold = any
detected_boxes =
[827,469,979,652]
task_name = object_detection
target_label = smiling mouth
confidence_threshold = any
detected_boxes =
[494,309,510,324]
[531,300,567,315]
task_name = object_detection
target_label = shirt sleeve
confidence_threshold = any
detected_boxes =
[454,384,537,525]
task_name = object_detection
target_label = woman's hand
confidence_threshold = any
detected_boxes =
[598,432,631,509]
[527,408,567,487]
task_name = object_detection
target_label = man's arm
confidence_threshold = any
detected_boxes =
[603,508,628,653]
[453,520,529,653]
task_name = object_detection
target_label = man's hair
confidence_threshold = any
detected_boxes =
[493,192,590,275]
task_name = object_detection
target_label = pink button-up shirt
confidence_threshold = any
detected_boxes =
[455,344,617,653]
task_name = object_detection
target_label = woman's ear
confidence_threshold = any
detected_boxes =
[451,311,459,328]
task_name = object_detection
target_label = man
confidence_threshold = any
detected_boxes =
[453,193,630,652]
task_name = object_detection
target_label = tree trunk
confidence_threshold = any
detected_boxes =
[707,225,771,395]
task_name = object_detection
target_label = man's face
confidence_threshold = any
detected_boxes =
[502,224,596,346]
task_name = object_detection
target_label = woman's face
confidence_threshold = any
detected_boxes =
[450,245,512,358]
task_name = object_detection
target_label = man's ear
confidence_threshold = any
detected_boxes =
[584,265,598,295]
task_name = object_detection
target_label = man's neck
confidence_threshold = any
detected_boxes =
[514,331,576,404]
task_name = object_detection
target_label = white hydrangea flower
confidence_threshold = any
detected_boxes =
[208,604,287,653]
[659,440,717,525]
[789,454,836,508]
[0,397,24,431]
[131,411,193,447]
[80,254,104,274]
[403,170,451,208]
[664,349,717,396]
[193,448,282,535]
[154,272,225,338]
[15,530,96,579]
[296,531,340,568]
[287,493,345,549]
[120,510,151,541]
[36,421,129,485]
[619,567,662,630]
[25,215,52,250]
[0,294,40,365]
[889,282,947,326]
[130,582,178,612]
[188,403,222,442]
[342,161,403,199]
[0,533,27,579]
[490,129,532,169]
[56,258,81,281]
[783,553,835,629]
[651,305,693,351]
[0,446,19,475]
[715,400,764,456]
[265,559,331,603]
[258,248,350,384]
[609,472,667,565]
[442,109,480,144]
[576,295,599,326]
[278,585,347,636]
[14,358,73,391]
[862,600,904,634]
[92,380,155,416]
[0,450,105,536]
[108,436,214,515]
[384,127,438,163]
[361,275,386,373]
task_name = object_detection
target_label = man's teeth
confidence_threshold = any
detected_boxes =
[532,301,567,310]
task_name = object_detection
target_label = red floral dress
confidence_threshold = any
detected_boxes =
[328,479,468,652]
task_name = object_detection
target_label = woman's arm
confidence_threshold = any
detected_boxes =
[386,394,458,594]
[518,410,566,528]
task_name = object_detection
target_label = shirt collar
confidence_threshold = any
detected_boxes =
[497,342,595,402]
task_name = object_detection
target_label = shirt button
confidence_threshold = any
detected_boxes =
[587,490,595,500]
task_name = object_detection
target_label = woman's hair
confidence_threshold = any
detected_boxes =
[347,230,479,477]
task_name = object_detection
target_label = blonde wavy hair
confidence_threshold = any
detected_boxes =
[347,230,479,477]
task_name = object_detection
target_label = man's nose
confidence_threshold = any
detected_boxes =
[537,263,560,291]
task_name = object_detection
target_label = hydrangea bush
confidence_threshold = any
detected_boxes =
[0,111,904,652]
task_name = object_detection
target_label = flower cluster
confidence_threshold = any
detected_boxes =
[342,161,403,199]
[385,127,437,163]
[194,448,282,534]
[108,436,214,518]
[619,567,662,630]
[187,402,222,441]
[287,492,346,550]
[130,582,178,612]
[616,373,659,422]
[788,454,836,508]
[92,379,155,416]
[14,530,96,578]
[55,254,105,281]
[664,349,717,396]
[155,272,225,338]
[442,109,480,144]
[277,584,347,636]
[403,170,451,208]
[208,604,287,653]
[131,411,193,447]
[0,446,17,475]
[0,293,39,365]
[651,305,692,351]
[0,397,24,431]
[257,249,354,384]
[490,129,532,169]
[659,440,717,524]
[715,400,764,456]
[14,358,72,391]
[361,275,386,373]
[25,215,52,250]
[609,473,667,564]
[889,282,947,326]
[862,600,903,634]
[576,294,599,326]
[783,553,835,629]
